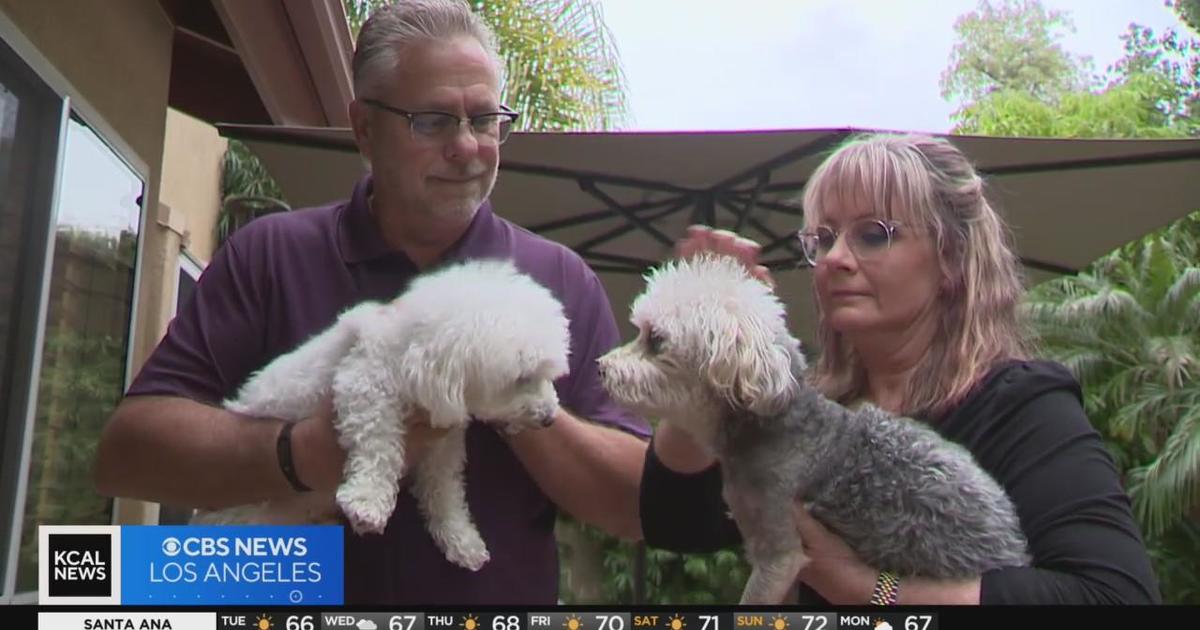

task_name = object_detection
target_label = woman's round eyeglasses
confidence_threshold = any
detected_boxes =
[796,218,908,266]
[362,98,520,146]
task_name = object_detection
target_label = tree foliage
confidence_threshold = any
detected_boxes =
[944,0,1200,604]
[1172,0,1200,33]
[940,0,1091,109]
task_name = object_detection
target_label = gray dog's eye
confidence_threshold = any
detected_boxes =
[646,329,666,355]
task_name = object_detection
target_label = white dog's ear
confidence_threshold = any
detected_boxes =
[401,344,469,428]
[704,316,797,416]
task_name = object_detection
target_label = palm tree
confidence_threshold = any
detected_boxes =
[473,0,629,131]
[1022,227,1200,537]
[217,140,291,247]
[345,0,630,131]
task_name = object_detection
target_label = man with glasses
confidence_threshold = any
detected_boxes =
[96,0,650,605]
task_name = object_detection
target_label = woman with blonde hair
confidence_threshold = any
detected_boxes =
[639,133,1160,604]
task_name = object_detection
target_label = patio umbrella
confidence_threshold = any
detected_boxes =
[217,124,1200,344]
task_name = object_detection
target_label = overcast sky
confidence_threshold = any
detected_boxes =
[598,0,1191,133]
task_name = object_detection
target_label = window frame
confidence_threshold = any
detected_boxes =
[0,9,150,603]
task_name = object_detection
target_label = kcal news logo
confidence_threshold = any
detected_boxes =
[40,525,122,605]
[39,525,343,606]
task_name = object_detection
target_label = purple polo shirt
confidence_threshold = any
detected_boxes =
[126,175,649,605]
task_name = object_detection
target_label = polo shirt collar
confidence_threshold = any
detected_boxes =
[337,174,503,265]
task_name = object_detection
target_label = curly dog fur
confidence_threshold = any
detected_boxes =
[599,254,1029,604]
[190,259,570,572]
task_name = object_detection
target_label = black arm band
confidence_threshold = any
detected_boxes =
[276,421,313,493]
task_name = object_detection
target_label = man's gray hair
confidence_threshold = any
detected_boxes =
[352,0,505,98]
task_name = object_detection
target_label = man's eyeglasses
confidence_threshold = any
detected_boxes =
[362,98,520,146]
[796,218,908,266]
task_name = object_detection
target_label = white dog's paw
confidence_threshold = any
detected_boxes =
[336,487,394,535]
[428,521,491,571]
[445,536,490,571]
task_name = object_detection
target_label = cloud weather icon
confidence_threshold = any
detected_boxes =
[356,620,378,630]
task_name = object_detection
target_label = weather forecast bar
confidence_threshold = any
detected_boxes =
[36,611,940,630]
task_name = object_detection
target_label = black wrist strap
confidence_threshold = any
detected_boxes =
[276,421,312,493]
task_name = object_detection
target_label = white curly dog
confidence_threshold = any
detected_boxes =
[190,259,571,571]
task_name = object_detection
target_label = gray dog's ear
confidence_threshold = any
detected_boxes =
[704,314,798,416]
[401,343,469,428]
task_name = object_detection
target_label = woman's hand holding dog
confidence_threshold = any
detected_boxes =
[676,225,775,289]
[792,503,983,605]
[791,503,878,604]
[291,397,449,493]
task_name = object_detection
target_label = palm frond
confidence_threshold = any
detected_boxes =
[1147,335,1199,390]
[1142,236,1183,307]
[1129,404,1200,536]
[1108,382,1175,444]
[1063,287,1150,328]
[479,0,629,131]
[1161,267,1200,329]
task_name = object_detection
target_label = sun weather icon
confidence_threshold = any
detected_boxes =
[666,615,686,630]
[255,614,273,630]
[771,615,788,630]
[564,615,584,630]
[873,620,892,630]
[462,616,480,630]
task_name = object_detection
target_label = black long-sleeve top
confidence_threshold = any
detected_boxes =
[639,360,1162,604]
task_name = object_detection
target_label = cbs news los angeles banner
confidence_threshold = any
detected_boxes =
[29,524,1162,630]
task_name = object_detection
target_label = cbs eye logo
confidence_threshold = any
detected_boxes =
[161,537,182,557]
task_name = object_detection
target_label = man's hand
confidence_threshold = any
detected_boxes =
[291,399,449,493]
[676,225,776,288]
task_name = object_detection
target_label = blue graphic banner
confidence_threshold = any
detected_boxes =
[119,525,344,606]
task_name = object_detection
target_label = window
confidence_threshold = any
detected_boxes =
[12,116,144,593]
[0,32,67,600]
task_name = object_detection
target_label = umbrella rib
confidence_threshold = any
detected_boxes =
[504,160,699,195]
[587,264,643,275]
[716,198,806,259]
[575,197,693,254]
[582,251,659,270]
[725,195,805,217]
[708,130,850,192]
[526,197,682,233]
[1020,257,1077,275]
[981,148,1200,176]
[760,257,808,271]
[580,180,677,249]
[732,174,770,232]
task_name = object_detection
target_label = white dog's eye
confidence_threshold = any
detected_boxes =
[646,329,666,355]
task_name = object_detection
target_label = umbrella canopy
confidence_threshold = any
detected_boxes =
[218,124,1200,343]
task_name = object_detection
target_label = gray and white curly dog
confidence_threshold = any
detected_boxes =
[598,254,1030,604]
